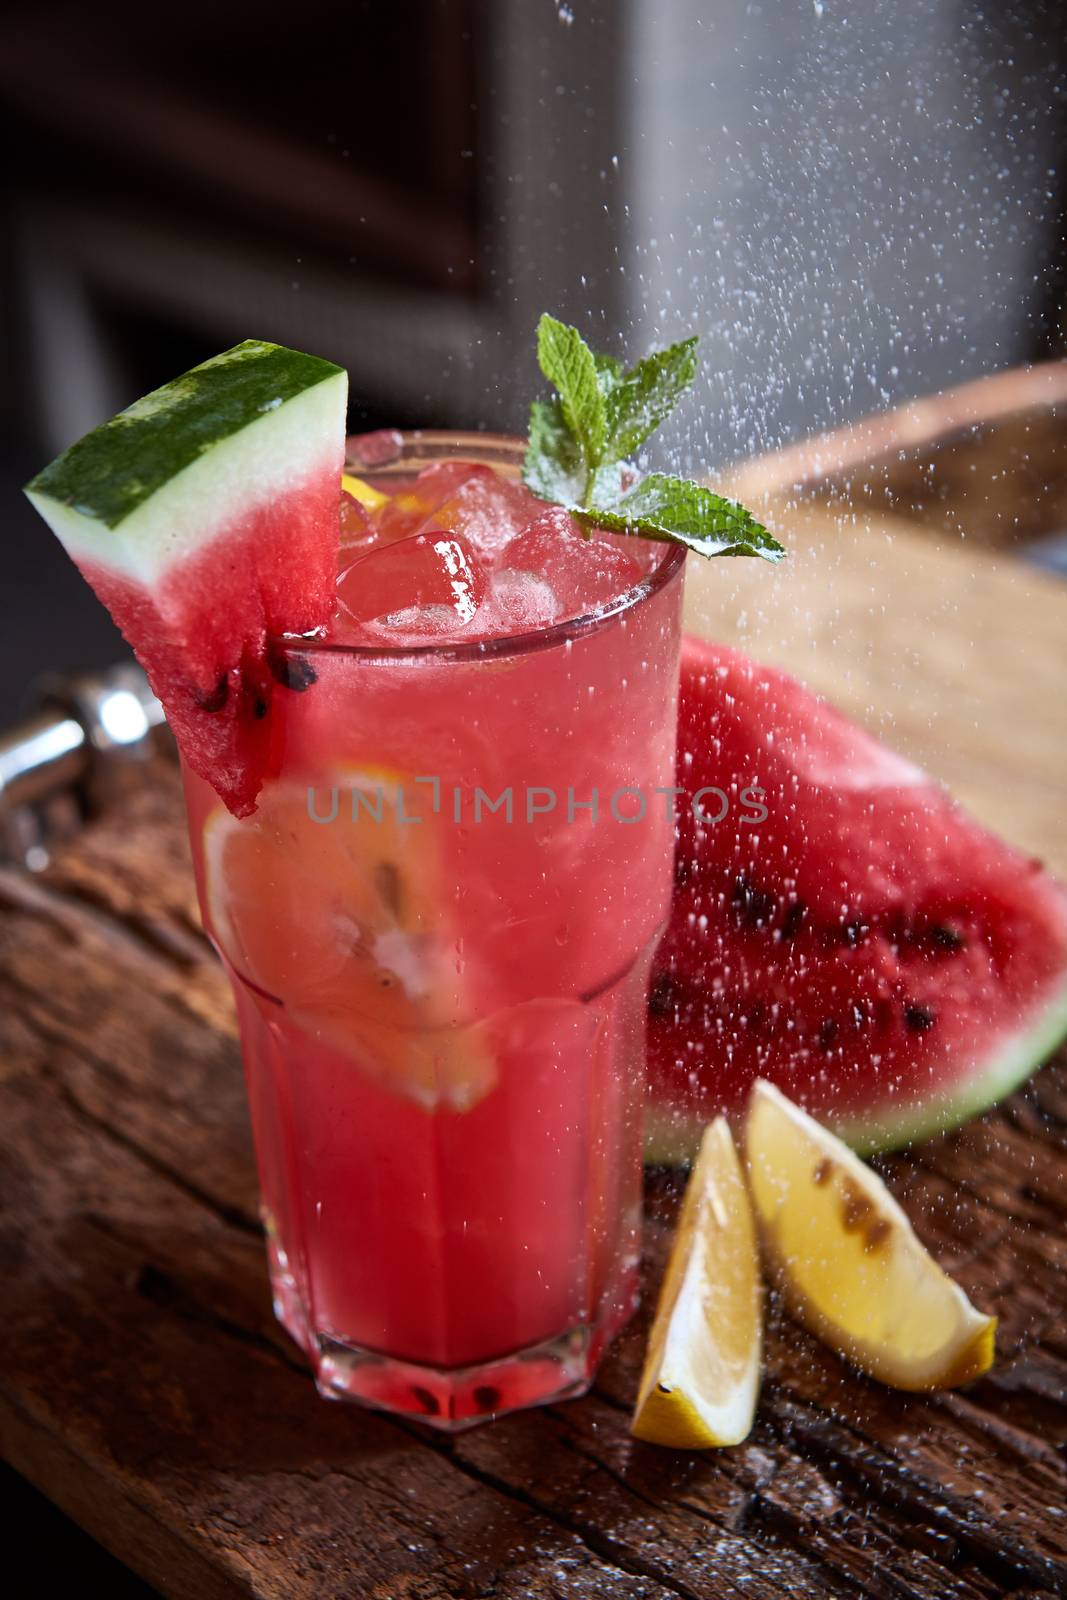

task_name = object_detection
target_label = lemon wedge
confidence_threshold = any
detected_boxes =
[632,1117,762,1448]
[745,1080,995,1391]
[342,471,388,510]
[203,774,495,1112]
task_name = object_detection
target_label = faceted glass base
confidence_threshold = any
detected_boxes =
[269,1234,638,1431]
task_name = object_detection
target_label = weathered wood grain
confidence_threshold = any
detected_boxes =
[1,758,1065,1600]
[727,360,1067,551]
[3,374,1067,1597]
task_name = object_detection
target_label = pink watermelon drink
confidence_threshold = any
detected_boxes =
[26,324,778,1428]
[182,434,686,1423]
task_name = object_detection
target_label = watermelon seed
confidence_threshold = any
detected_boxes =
[236,665,272,721]
[929,923,965,951]
[780,900,808,940]
[840,917,870,947]
[269,649,318,692]
[411,1385,440,1415]
[473,1385,501,1411]
[195,675,229,713]
[732,873,776,929]
[745,1001,769,1034]
[649,973,683,1018]
[817,1018,839,1051]
[812,1157,835,1186]
[904,1003,936,1032]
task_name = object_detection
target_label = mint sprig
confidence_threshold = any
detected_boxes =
[579,473,778,560]
[523,314,784,563]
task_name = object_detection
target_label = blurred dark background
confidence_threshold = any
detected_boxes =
[0,3,1065,1591]
[2,0,1066,724]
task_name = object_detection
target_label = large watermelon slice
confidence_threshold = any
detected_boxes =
[647,636,1067,1159]
[25,340,347,816]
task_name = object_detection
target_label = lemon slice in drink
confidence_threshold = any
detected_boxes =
[341,471,388,510]
[204,771,494,1111]
[745,1080,995,1390]
[632,1117,762,1448]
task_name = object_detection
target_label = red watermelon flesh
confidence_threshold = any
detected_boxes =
[647,635,1067,1159]
[78,469,339,815]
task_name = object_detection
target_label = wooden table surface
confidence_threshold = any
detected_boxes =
[2,374,1067,1600]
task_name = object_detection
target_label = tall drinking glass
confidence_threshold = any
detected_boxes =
[182,433,685,1427]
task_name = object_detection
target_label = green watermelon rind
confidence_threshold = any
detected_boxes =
[644,970,1067,1164]
[25,341,347,586]
[26,341,344,525]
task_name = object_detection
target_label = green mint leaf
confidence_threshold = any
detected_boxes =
[580,473,785,562]
[536,315,606,488]
[523,312,785,565]
[524,400,630,510]
[523,399,585,506]
[602,337,699,463]
[594,352,624,395]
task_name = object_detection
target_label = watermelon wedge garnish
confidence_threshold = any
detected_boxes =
[25,340,347,816]
[647,636,1067,1159]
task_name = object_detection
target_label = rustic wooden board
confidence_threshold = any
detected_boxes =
[3,397,1067,1596]
[728,360,1067,552]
